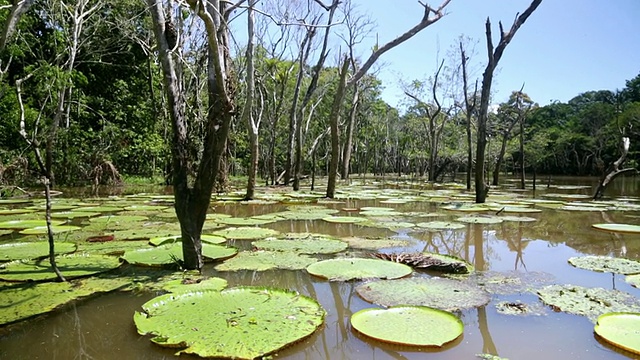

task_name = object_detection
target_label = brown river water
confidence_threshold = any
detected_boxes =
[0,176,639,360]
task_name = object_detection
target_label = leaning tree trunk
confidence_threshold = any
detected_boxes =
[326,57,349,198]
[593,137,637,200]
[341,83,359,180]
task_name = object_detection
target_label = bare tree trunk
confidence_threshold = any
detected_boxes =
[326,57,349,198]
[460,40,477,191]
[341,83,359,179]
[475,0,542,203]
[519,112,525,189]
[593,137,637,199]
[243,0,258,200]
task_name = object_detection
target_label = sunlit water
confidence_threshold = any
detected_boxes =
[1,176,639,360]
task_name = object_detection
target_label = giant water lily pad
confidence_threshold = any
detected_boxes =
[594,312,640,355]
[149,234,227,246]
[342,236,411,250]
[0,219,66,230]
[374,252,473,274]
[215,217,274,226]
[568,256,640,275]
[212,227,279,240]
[50,211,101,219]
[214,251,317,271]
[322,216,368,224]
[628,274,640,288]
[350,306,463,346]
[89,214,148,223]
[122,243,237,267]
[356,277,490,311]
[0,276,130,325]
[252,234,347,254]
[78,240,148,255]
[537,285,640,322]
[592,223,640,234]
[0,208,36,215]
[161,277,228,293]
[416,221,465,231]
[134,287,325,359]
[19,225,81,235]
[0,241,77,261]
[456,216,503,224]
[306,258,412,281]
[0,254,122,281]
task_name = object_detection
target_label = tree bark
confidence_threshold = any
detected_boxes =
[243,0,258,200]
[593,137,637,199]
[475,0,542,203]
[326,57,349,198]
[341,83,359,179]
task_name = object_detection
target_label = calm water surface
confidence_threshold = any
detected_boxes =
[1,176,639,360]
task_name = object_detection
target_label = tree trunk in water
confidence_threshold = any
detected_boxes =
[593,137,637,200]
[326,57,350,198]
[519,117,525,189]
[243,0,257,200]
[492,133,509,186]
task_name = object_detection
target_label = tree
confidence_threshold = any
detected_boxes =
[475,0,542,203]
[147,0,236,270]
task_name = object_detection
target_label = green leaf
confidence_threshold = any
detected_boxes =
[0,241,77,261]
[19,225,81,235]
[416,221,465,231]
[592,223,640,234]
[627,274,640,288]
[306,258,412,281]
[594,312,640,355]
[568,256,640,275]
[149,234,227,246]
[356,277,490,311]
[212,227,279,240]
[0,254,122,281]
[161,277,228,293]
[341,236,411,250]
[350,306,463,346]
[0,219,66,230]
[322,216,368,224]
[122,243,237,267]
[134,287,325,359]
[215,250,317,271]
[252,234,347,254]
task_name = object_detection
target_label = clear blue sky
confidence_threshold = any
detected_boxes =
[351,0,640,108]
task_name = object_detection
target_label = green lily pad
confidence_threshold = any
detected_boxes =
[78,240,148,256]
[356,277,490,311]
[442,204,488,212]
[537,285,640,322]
[0,199,32,204]
[149,234,227,246]
[122,243,237,267]
[161,277,228,293]
[134,287,325,359]
[214,250,317,271]
[50,211,101,219]
[470,271,555,295]
[594,312,640,355]
[89,214,148,223]
[350,306,463,346]
[374,252,473,274]
[0,219,66,230]
[456,216,503,224]
[0,254,122,281]
[322,216,368,224]
[494,206,542,213]
[416,221,465,231]
[306,258,412,281]
[0,276,130,325]
[592,223,640,234]
[27,204,77,211]
[628,274,640,288]
[499,215,537,222]
[252,234,347,254]
[341,237,411,250]
[0,241,77,261]
[215,217,274,226]
[0,208,36,215]
[19,225,81,235]
[568,256,640,275]
[212,227,279,240]
[124,205,167,211]
[495,301,547,316]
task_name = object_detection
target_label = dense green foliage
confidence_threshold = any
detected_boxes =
[0,1,638,188]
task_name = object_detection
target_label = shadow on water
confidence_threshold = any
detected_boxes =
[1,176,640,359]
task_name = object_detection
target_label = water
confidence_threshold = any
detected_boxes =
[1,176,639,360]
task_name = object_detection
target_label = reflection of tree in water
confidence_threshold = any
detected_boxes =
[413,229,468,258]
[466,224,502,271]
[495,222,531,270]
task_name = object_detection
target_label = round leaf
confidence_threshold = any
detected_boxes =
[134,287,325,359]
[592,223,640,234]
[350,306,463,346]
[594,312,640,355]
[212,227,279,240]
[0,254,122,281]
[568,256,640,275]
[0,241,77,261]
[306,258,412,281]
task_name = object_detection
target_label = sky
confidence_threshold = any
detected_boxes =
[349,0,640,109]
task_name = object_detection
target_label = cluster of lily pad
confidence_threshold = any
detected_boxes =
[1,184,640,357]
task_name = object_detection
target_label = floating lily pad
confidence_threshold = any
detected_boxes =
[122,243,237,267]
[628,274,640,288]
[215,217,274,226]
[212,227,279,240]
[0,254,122,281]
[470,271,555,295]
[495,301,547,316]
[27,204,77,211]
[592,223,640,234]
[356,277,490,311]
[594,312,640,355]
[0,241,77,261]
[493,206,542,213]
[19,225,81,235]
[215,250,317,271]
[0,276,130,325]
[252,234,347,254]
[416,221,465,231]
[89,214,148,223]
[306,258,412,281]
[322,216,368,224]
[568,256,640,275]
[456,216,503,224]
[0,208,36,215]
[71,206,123,213]
[50,211,101,219]
[149,234,227,246]
[124,205,167,211]
[537,285,640,322]
[134,287,325,359]
[0,199,32,204]
[561,205,607,212]
[341,237,411,250]
[350,306,463,346]
[161,277,228,293]
[0,219,66,230]
[442,204,488,212]
[78,240,148,255]
[499,215,537,222]
[374,252,473,274]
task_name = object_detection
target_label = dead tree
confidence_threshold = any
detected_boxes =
[475,0,542,203]
[593,137,638,199]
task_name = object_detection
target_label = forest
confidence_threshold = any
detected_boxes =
[0,1,639,267]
